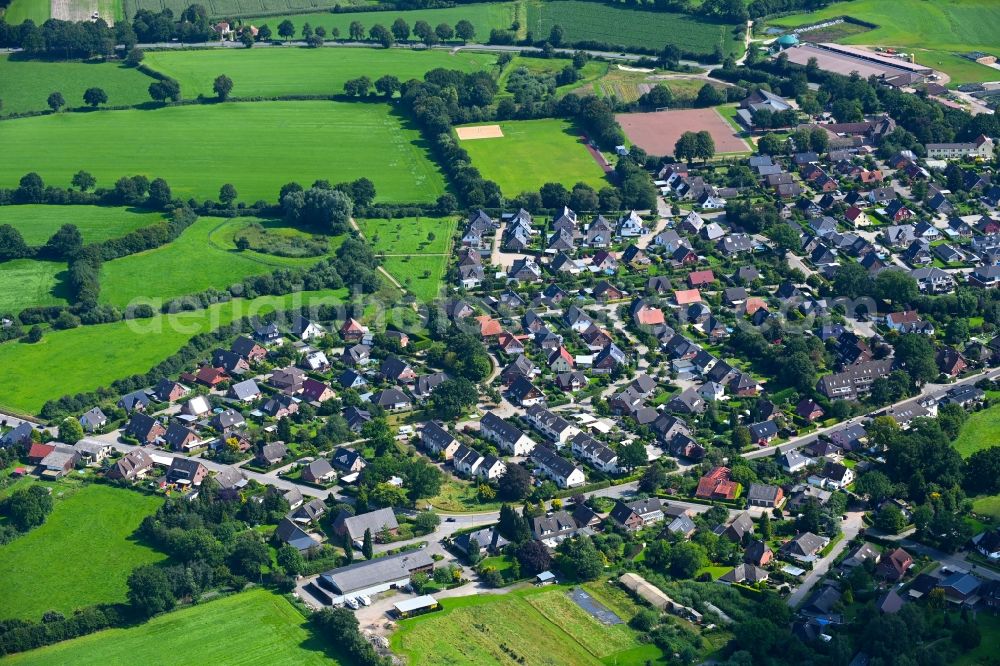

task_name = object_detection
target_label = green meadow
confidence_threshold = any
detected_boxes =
[0,482,164,621]
[143,47,496,99]
[0,101,447,203]
[0,289,346,415]
[770,0,1000,84]
[5,588,343,665]
[457,118,609,195]
[391,585,662,666]
[0,204,164,245]
[98,216,341,307]
[1,0,49,25]
[0,259,68,311]
[357,215,457,255]
[243,3,518,38]
[383,254,450,302]
[0,56,154,116]
[953,403,1000,458]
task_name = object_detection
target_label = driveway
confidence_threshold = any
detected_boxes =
[786,510,864,608]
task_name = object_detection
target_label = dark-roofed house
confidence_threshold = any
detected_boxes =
[275,517,321,552]
[480,412,536,455]
[124,413,165,444]
[938,572,982,604]
[331,447,366,475]
[744,540,773,567]
[532,446,585,488]
[531,510,579,544]
[876,547,913,581]
[343,406,371,433]
[302,458,336,484]
[107,448,155,481]
[163,422,202,452]
[802,585,841,617]
[782,532,829,562]
[210,408,246,434]
[153,378,189,403]
[609,498,665,531]
[118,390,151,414]
[747,483,784,508]
[165,458,208,487]
[0,422,34,448]
[720,564,769,585]
[454,526,509,557]
[256,442,288,467]
[420,421,459,460]
[371,388,412,412]
[715,512,754,543]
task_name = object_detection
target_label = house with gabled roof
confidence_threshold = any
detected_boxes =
[124,413,165,444]
[532,446,585,488]
[480,412,536,455]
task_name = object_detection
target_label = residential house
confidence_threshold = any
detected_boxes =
[480,412,536,456]
[371,388,412,412]
[228,378,262,403]
[610,498,665,531]
[163,422,202,452]
[420,421,460,460]
[333,507,400,542]
[747,483,784,508]
[876,547,913,581]
[782,532,829,562]
[165,458,208,487]
[532,446,586,488]
[124,413,165,444]
[695,466,740,500]
[256,442,287,467]
[107,448,155,481]
[331,447,366,475]
[78,407,107,433]
[302,459,336,484]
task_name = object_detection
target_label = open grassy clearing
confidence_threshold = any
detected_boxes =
[526,0,743,57]
[241,3,517,38]
[0,259,69,311]
[952,403,1000,458]
[0,204,164,245]
[0,288,346,415]
[0,101,447,204]
[392,585,661,665]
[0,56,154,116]
[972,495,1000,522]
[0,482,164,621]
[498,55,608,98]
[1,0,49,25]
[99,215,340,307]
[769,0,1000,85]
[457,118,608,195]
[143,47,496,99]
[357,215,457,255]
[382,255,449,302]
[5,588,343,665]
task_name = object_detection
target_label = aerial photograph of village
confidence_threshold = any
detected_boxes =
[0,0,999,663]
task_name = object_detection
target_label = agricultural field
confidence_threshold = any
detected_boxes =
[457,118,609,195]
[0,101,447,203]
[1,0,50,25]
[0,288,346,415]
[952,403,1000,457]
[5,588,343,665]
[120,0,372,21]
[525,0,744,57]
[0,259,69,311]
[391,585,662,666]
[241,2,517,39]
[0,56,154,116]
[0,482,165,621]
[769,0,1000,84]
[0,205,165,245]
[98,215,340,307]
[143,48,496,100]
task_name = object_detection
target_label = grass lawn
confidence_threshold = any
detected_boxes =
[99,215,339,307]
[0,482,164,621]
[694,566,732,581]
[423,477,501,513]
[952,403,1000,458]
[1,0,49,25]
[0,55,154,116]
[458,118,609,195]
[242,3,518,38]
[391,585,662,666]
[0,204,164,246]
[383,255,450,302]
[0,288,346,415]
[5,588,343,665]
[0,259,69,311]
[357,215,457,255]
[0,101,447,204]
[525,0,743,57]
[769,0,1000,85]
[954,612,1000,666]
[972,495,1000,522]
[143,47,496,99]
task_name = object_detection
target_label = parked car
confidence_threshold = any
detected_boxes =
[345,597,360,610]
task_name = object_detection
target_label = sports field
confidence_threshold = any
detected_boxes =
[0,289,346,415]
[952,403,1000,457]
[242,3,517,38]
[0,259,69,311]
[457,118,609,195]
[0,482,164,621]
[617,107,751,156]
[770,0,1000,84]
[98,216,339,307]
[143,48,496,100]
[0,56,154,116]
[5,588,343,665]
[0,204,164,245]
[391,585,662,665]
[0,101,447,203]
[526,0,743,57]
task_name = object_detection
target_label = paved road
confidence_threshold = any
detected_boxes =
[743,366,1000,461]
[786,510,865,608]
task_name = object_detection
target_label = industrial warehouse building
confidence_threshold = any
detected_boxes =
[311,549,435,605]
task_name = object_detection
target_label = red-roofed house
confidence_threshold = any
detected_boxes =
[744,297,768,316]
[695,466,740,500]
[340,318,368,343]
[633,304,665,326]
[688,270,715,288]
[27,442,56,464]
[844,206,869,227]
[476,315,503,338]
[674,289,702,305]
[195,366,228,387]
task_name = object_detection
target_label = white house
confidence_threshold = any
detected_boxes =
[532,446,586,488]
[480,412,536,456]
[525,405,580,445]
